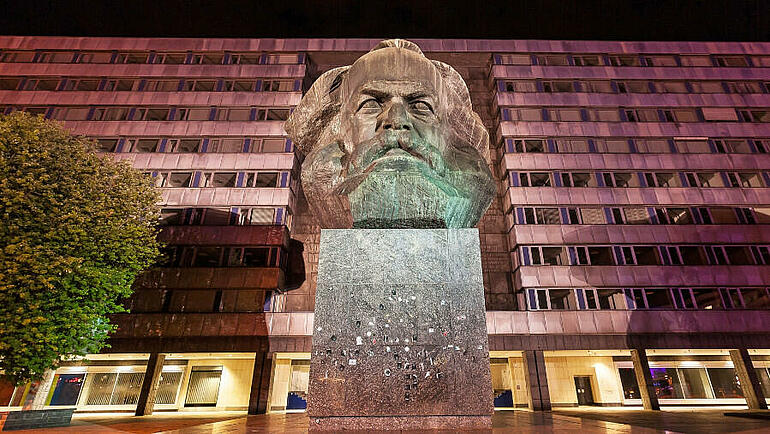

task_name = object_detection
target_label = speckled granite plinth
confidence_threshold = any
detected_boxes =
[308,229,493,430]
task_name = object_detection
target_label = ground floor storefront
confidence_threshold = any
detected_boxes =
[2,349,768,414]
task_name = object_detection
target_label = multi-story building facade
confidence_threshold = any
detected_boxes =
[1,37,769,414]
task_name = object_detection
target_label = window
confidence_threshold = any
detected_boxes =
[503,108,542,121]
[743,110,770,122]
[667,208,692,224]
[644,55,677,67]
[190,53,224,65]
[184,80,217,91]
[572,55,601,66]
[244,172,280,188]
[725,81,762,94]
[519,207,560,224]
[208,138,243,153]
[519,172,551,187]
[564,208,582,224]
[714,56,748,67]
[633,246,660,265]
[654,81,688,93]
[624,108,659,122]
[497,54,531,65]
[261,80,295,92]
[624,207,650,224]
[508,139,545,153]
[690,81,726,93]
[0,51,36,62]
[676,139,710,153]
[549,108,581,121]
[252,138,287,153]
[115,52,149,64]
[104,79,137,91]
[542,80,574,92]
[555,139,590,152]
[169,139,201,153]
[680,55,712,67]
[587,246,614,265]
[584,80,614,93]
[535,55,568,66]
[95,138,119,152]
[154,53,186,64]
[525,246,565,265]
[165,172,193,188]
[616,81,650,93]
[0,78,21,90]
[598,289,626,309]
[130,139,159,153]
[224,80,256,91]
[239,208,275,225]
[37,51,76,63]
[561,172,593,187]
[725,172,762,188]
[702,108,738,121]
[230,53,261,64]
[211,172,237,188]
[608,55,640,66]
[636,139,669,153]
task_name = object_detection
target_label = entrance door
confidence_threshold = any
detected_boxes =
[574,376,596,405]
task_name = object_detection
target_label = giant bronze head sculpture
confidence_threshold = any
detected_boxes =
[285,39,495,228]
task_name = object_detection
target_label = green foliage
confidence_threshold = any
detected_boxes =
[0,112,161,385]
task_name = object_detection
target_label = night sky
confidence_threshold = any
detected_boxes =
[1,0,768,41]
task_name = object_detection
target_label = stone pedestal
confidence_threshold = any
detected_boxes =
[308,229,493,430]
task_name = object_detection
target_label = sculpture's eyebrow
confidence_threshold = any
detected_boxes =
[404,91,432,101]
[359,88,391,100]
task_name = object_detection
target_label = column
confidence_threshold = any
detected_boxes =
[630,348,660,410]
[248,351,272,415]
[522,350,551,411]
[135,353,165,416]
[729,349,768,410]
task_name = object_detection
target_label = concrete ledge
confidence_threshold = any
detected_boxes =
[308,415,492,431]
[2,409,74,431]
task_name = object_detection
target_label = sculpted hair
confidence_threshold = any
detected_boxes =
[284,39,490,163]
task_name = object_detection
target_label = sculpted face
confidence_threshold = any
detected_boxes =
[286,40,495,228]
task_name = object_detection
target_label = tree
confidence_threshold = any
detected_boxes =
[0,112,161,387]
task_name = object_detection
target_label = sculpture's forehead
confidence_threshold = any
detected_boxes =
[343,48,442,99]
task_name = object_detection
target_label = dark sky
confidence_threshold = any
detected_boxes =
[1,0,768,41]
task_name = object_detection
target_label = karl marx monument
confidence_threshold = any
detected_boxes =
[285,39,495,430]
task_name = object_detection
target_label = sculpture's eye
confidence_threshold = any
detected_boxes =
[357,99,381,113]
[410,100,433,114]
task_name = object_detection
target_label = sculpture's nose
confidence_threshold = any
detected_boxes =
[381,101,411,131]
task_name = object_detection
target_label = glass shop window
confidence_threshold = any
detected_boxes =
[650,368,684,398]
[618,368,641,399]
[185,367,222,407]
[286,360,310,410]
[48,374,85,406]
[155,371,183,405]
[707,368,743,398]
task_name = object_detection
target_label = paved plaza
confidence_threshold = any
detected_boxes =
[3,409,769,433]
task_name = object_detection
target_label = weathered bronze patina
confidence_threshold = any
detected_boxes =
[285,39,495,228]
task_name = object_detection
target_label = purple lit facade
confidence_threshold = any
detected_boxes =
[1,37,769,412]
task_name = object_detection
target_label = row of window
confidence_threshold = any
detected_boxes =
[501,106,770,123]
[502,137,769,154]
[498,79,770,94]
[0,77,300,92]
[95,136,291,153]
[0,50,304,65]
[3,106,292,122]
[160,246,284,268]
[513,206,769,226]
[617,365,756,401]
[510,170,769,188]
[522,287,770,311]
[494,53,770,68]
[518,244,770,266]
[160,207,288,226]
[148,170,291,189]
[128,288,271,313]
